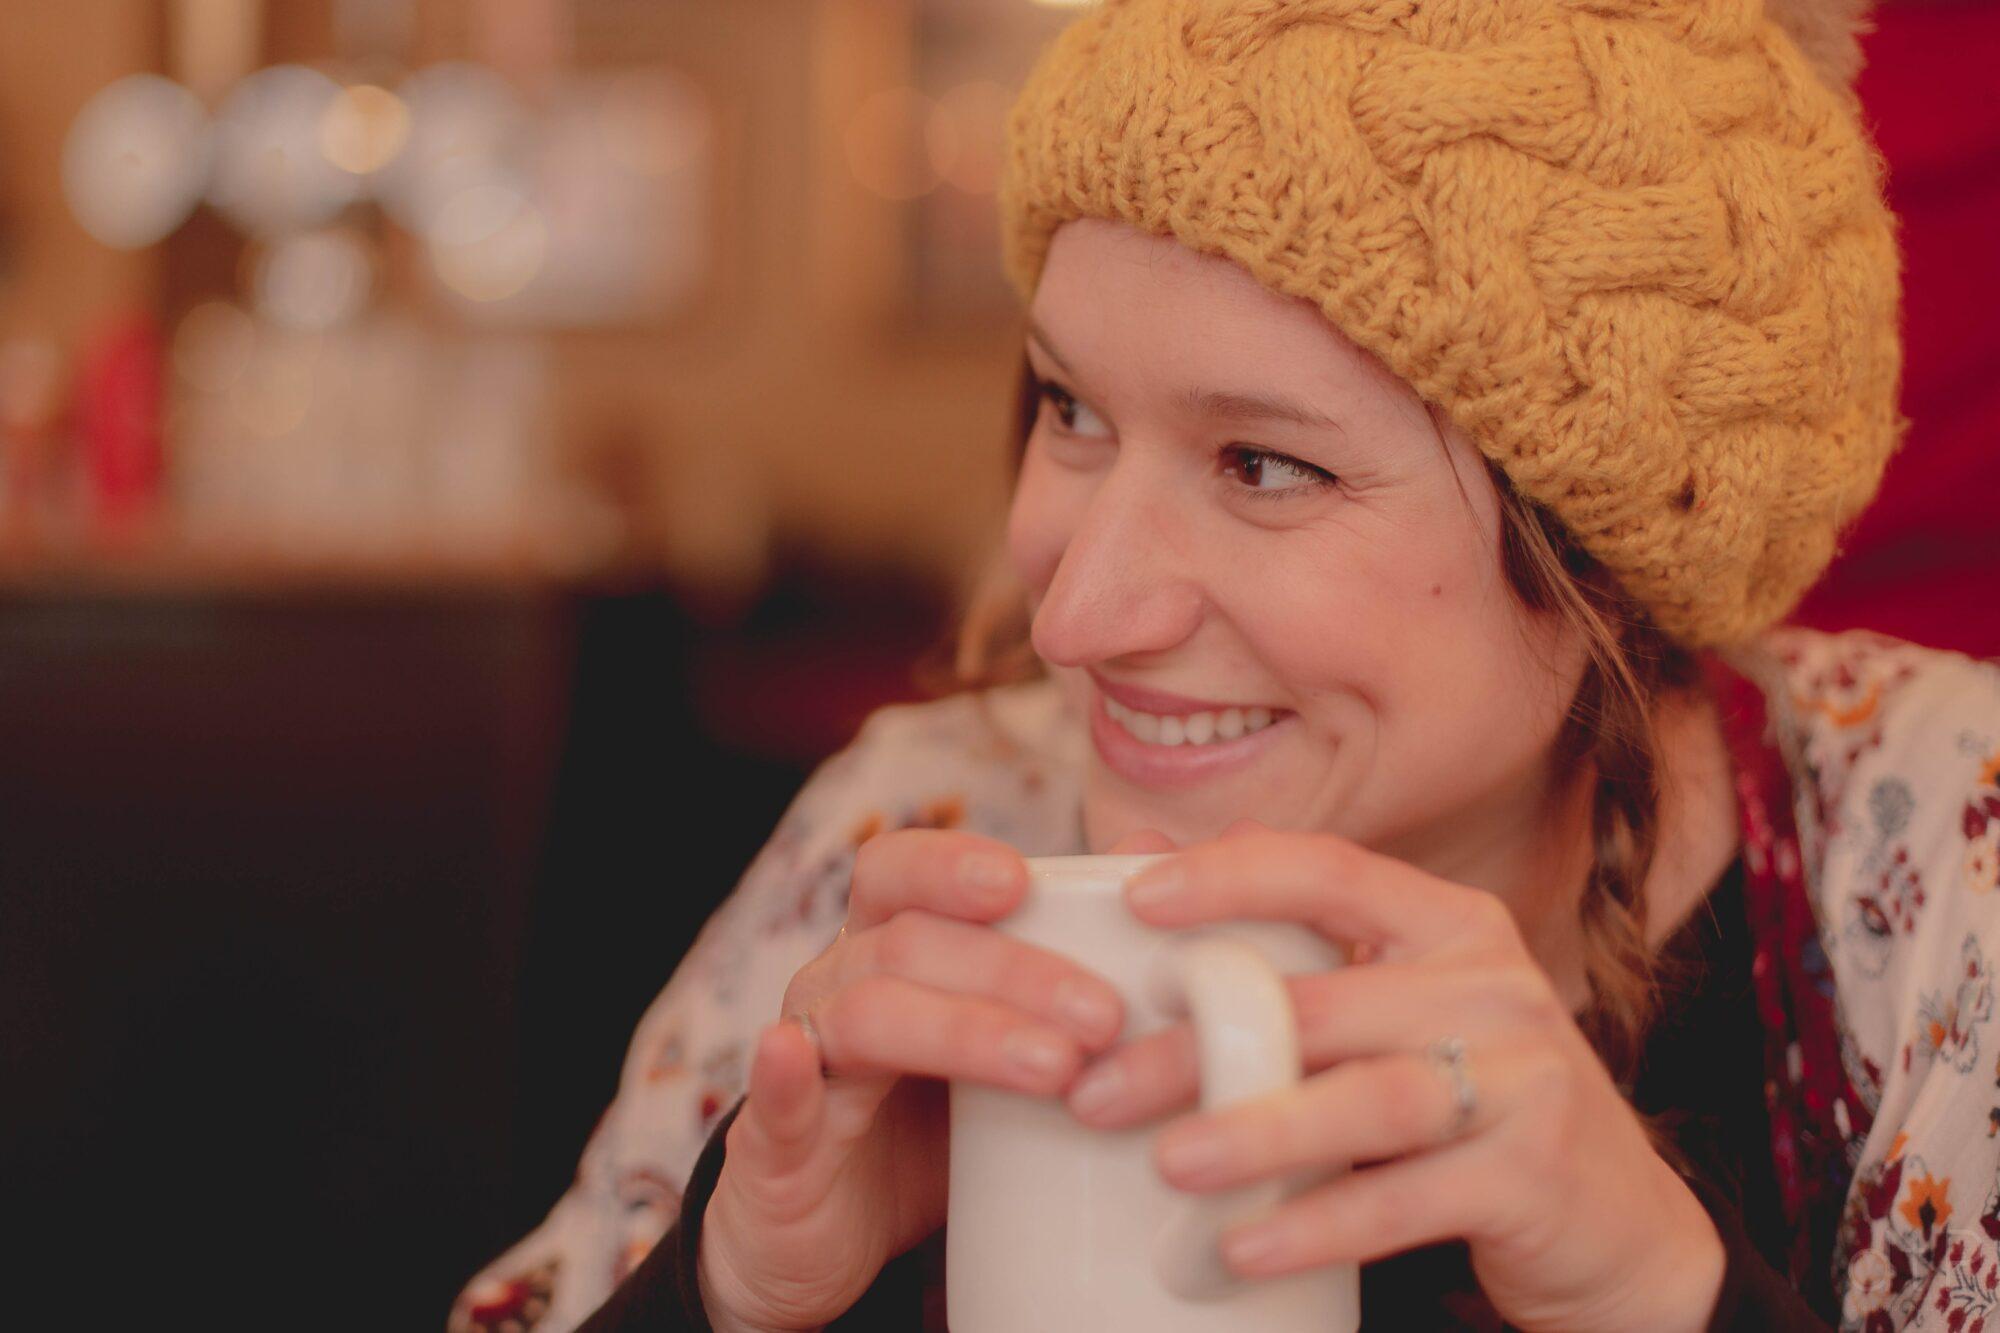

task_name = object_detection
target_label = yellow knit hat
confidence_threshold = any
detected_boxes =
[999,0,1905,647]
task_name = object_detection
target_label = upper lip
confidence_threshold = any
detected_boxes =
[1088,669,1281,718]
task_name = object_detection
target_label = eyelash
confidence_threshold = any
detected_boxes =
[1031,378,1338,501]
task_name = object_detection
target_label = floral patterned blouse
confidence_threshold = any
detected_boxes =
[451,628,2000,1333]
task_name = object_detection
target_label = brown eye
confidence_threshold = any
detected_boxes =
[1046,386,1078,430]
[1035,380,1110,437]
[1224,445,1337,498]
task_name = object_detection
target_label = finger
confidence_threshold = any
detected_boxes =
[1071,960,1536,1128]
[848,829,1028,929]
[843,911,1124,1048]
[1152,1044,1516,1194]
[817,974,1086,1096]
[1123,829,1515,958]
[1220,817,1269,838]
[731,1020,828,1178]
[1068,1023,1198,1127]
[1290,960,1558,1070]
[1107,828,1177,854]
[1217,1137,1495,1277]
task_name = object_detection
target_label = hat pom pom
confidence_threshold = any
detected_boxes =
[1763,0,1880,94]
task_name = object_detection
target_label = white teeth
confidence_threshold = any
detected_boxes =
[1103,697,1282,748]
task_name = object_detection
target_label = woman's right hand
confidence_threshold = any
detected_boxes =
[695,827,1169,1333]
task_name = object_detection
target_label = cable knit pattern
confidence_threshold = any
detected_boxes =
[998,0,1906,646]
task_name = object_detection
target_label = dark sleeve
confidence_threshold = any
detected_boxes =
[575,1102,744,1333]
[575,1099,936,1332]
[1685,1174,1834,1332]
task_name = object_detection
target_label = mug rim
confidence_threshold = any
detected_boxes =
[1023,853,1169,889]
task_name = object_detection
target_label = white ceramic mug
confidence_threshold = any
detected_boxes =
[947,854,1361,1333]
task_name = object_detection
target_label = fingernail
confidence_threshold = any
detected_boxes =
[1125,862,1183,910]
[960,851,1020,897]
[1067,1061,1126,1120]
[1001,1029,1071,1083]
[1221,1224,1290,1272]
[1054,978,1120,1043]
[1157,1125,1230,1185]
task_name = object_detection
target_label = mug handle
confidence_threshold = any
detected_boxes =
[1148,935,1329,1301]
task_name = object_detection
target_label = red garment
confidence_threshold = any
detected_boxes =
[1708,653,1872,1296]
[1793,2,2000,658]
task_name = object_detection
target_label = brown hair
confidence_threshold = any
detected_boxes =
[917,354,1700,1078]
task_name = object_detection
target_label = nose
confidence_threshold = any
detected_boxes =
[1028,464,1204,669]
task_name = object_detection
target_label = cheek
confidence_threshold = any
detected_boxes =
[1229,531,1460,679]
[1321,547,1575,774]
[1221,522,1535,727]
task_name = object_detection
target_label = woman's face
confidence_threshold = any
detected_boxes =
[1007,220,1590,868]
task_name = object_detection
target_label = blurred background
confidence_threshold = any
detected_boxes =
[0,0,1994,1326]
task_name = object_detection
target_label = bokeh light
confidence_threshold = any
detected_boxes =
[319,84,412,177]
[929,80,1011,195]
[252,228,376,331]
[377,62,528,237]
[428,185,549,303]
[209,64,365,236]
[228,336,318,440]
[0,338,64,434]
[61,75,211,250]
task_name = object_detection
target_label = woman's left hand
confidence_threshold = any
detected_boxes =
[1067,823,1726,1333]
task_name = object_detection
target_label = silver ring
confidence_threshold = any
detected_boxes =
[1426,1034,1478,1142]
[791,1009,829,1075]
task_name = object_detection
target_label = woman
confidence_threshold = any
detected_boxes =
[454,0,1999,1328]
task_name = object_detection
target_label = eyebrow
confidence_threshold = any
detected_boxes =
[1026,321,1346,435]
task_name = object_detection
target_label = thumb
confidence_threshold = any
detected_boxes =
[1108,828,1177,854]
[732,1020,828,1182]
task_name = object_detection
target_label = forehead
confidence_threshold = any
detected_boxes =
[1029,219,1413,414]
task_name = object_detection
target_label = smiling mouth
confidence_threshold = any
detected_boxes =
[1101,695,1288,747]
